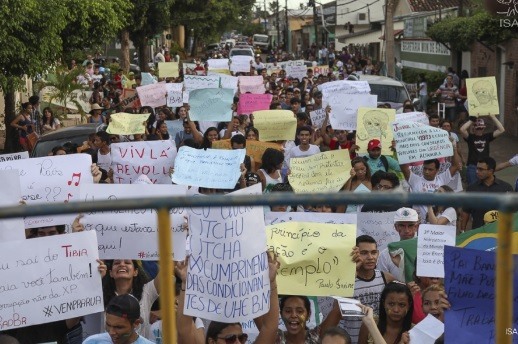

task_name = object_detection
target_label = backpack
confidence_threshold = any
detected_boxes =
[364,155,389,172]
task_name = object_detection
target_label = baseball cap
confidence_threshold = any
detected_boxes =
[483,210,499,223]
[394,207,418,222]
[475,118,486,128]
[368,139,382,150]
[106,294,140,321]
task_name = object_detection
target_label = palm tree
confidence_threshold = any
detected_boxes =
[41,65,90,121]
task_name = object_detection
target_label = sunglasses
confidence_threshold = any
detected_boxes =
[217,334,248,344]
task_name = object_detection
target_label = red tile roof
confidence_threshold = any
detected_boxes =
[407,0,460,12]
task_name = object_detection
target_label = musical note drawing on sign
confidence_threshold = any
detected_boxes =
[67,173,81,186]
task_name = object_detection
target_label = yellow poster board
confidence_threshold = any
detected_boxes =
[158,62,179,78]
[106,113,150,135]
[266,221,356,297]
[465,77,499,116]
[211,139,232,150]
[245,140,283,165]
[210,68,231,75]
[252,110,297,142]
[356,107,395,154]
[288,150,350,193]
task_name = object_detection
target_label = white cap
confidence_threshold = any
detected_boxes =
[394,207,418,222]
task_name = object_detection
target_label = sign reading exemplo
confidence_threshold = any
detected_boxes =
[266,221,356,297]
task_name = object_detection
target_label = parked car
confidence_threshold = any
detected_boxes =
[361,75,411,111]
[31,123,106,158]
[205,43,221,56]
[229,46,254,58]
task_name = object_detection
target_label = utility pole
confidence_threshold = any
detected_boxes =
[309,0,318,47]
[285,0,289,52]
[276,0,281,49]
[264,0,267,32]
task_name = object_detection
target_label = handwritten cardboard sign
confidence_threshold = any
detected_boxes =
[395,111,429,125]
[0,170,25,242]
[185,184,270,322]
[393,121,453,164]
[319,80,371,95]
[0,151,29,162]
[326,94,378,130]
[217,74,239,95]
[210,139,231,150]
[158,62,179,78]
[356,107,395,154]
[0,231,103,330]
[106,113,149,135]
[356,212,400,253]
[465,76,499,116]
[238,76,265,94]
[313,65,330,76]
[81,184,187,260]
[188,88,234,122]
[252,110,297,141]
[288,151,350,193]
[136,83,166,108]
[0,154,93,228]
[141,72,157,86]
[184,75,220,91]
[166,83,183,107]
[120,88,141,109]
[237,93,272,115]
[207,59,230,70]
[266,221,356,296]
[245,140,282,165]
[310,108,327,129]
[172,146,246,189]
[285,60,307,81]
[265,212,357,226]
[111,140,177,184]
[417,224,456,278]
[230,55,253,73]
[444,246,518,343]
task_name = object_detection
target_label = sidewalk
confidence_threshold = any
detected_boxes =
[457,132,518,187]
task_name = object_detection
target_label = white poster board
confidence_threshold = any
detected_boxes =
[184,75,220,91]
[184,184,270,322]
[0,154,93,228]
[327,94,378,130]
[111,140,177,184]
[393,121,453,164]
[0,231,104,331]
[356,211,400,252]
[0,170,26,241]
[0,151,29,162]
[417,224,456,278]
[81,184,188,260]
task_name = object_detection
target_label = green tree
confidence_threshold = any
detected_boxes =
[0,0,68,152]
[0,0,130,152]
[60,0,132,59]
[127,0,174,71]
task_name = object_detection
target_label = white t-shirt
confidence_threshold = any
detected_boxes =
[408,169,453,221]
[97,150,111,172]
[286,144,320,167]
[419,81,428,96]
[436,207,457,226]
